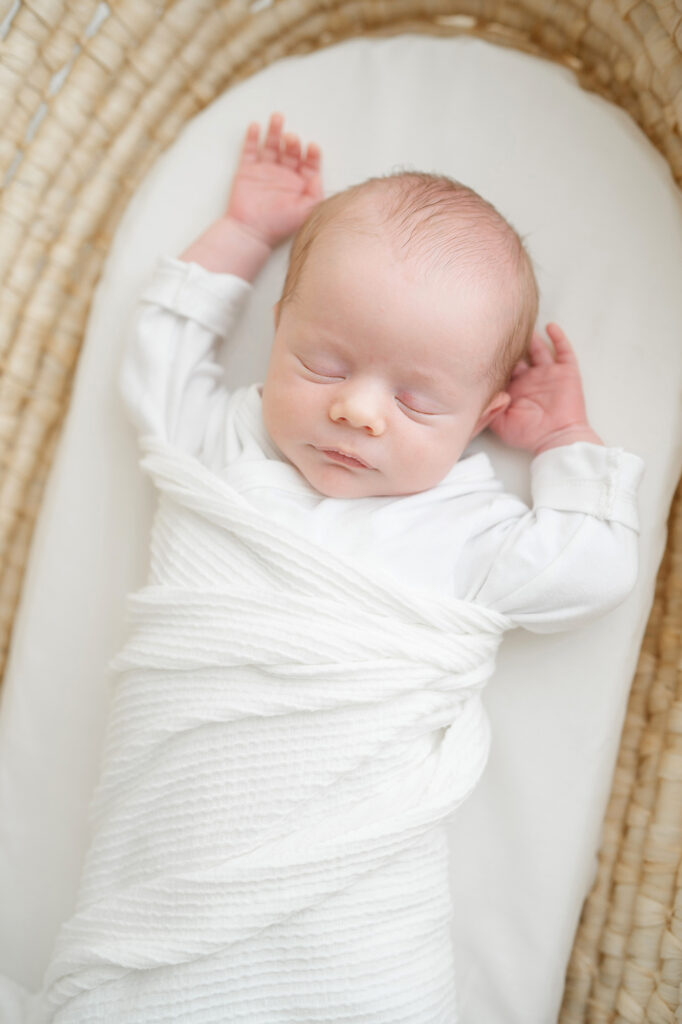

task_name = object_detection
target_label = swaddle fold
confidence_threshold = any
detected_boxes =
[34,437,511,1023]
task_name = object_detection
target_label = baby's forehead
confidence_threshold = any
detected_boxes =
[321,186,512,290]
[297,244,507,387]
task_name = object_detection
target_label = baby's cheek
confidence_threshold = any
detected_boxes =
[263,377,310,448]
[261,383,285,448]
[401,425,462,489]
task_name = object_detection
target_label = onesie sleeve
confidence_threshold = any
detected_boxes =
[118,255,252,459]
[465,442,645,633]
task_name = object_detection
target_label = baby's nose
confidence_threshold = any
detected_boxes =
[329,386,386,436]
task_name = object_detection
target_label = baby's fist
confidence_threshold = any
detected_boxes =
[488,324,602,454]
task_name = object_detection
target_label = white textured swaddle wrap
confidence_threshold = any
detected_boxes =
[35,436,512,1023]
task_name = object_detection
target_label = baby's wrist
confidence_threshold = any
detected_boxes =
[533,423,603,455]
[180,216,272,280]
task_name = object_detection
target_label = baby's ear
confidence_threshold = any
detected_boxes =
[470,391,511,439]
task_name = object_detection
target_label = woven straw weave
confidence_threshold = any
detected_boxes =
[0,1,680,1019]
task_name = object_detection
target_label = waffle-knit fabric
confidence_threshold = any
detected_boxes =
[35,436,511,1023]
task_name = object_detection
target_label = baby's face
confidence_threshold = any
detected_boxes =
[261,231,510,499]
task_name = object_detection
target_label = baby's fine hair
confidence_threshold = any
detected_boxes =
[279,172,539,397]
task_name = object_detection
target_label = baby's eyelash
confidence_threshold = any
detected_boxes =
[395,397,439,417]
[298,357,345,381]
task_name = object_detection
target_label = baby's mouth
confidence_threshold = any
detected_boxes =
[315,446,373,469]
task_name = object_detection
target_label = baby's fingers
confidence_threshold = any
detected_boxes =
[545,322,578,365]
[262,112,284,162]
[280,132,301,169]
[302,141,321,176]
[510,359,529,379]
[529,331,554,366]
[240,122,261,163]
[302,142,322,198]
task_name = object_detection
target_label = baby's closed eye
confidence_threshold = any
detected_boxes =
[297,356,345,381]
[295,354,448,418]
[395,393,445,417]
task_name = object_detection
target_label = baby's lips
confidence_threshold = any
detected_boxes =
[316,446,374,469]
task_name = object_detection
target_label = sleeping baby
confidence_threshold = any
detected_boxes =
[29,113,644,1022]
[123,112,642,625]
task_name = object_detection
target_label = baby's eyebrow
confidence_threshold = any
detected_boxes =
[401,368,458,401]
[404,366,449,388]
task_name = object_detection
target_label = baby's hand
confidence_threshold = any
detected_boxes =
[487,324,603,454]
[226,112,323,249]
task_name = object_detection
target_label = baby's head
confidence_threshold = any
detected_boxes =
[261,172,538,498]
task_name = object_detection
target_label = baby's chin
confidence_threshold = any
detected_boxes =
[296,460,425,500]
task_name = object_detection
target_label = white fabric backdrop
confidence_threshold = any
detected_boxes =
[1,34,681,1023]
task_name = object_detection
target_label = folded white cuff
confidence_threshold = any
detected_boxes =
[531,442,644,530]
[140,256,252,338]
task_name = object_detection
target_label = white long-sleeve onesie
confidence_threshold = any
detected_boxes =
[120,256,644,633]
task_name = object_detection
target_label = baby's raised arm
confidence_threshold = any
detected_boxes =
[181,113,323,280]
[119,115,321,458]
[474,325,643,632]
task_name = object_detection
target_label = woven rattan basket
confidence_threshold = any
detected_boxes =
[1,1,680,1019]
